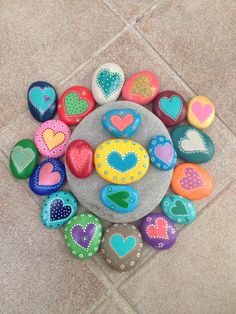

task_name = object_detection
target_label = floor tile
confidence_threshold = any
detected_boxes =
[119,181,236,314]
[93,293,135,314]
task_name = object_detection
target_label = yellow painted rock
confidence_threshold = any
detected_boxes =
[94,139,149,184]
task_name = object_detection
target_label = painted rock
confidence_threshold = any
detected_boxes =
[147,135,177,170]
[152,90,187,126]
[171,163,213,200]
[92,63,124,105]
[58,86,95,125]
[94,139,149,184]
[171,125,215,163]
[29,158,66,195]
[64,213,103,259]
[100,185,139,213]
[34,119,71,158]
[122,70,160,105]
[102,108,141,138]
[187,96,215,129]
[161,194,196,224]
[28,81,57,122]
[41,191,79,229]
[10,139,38,179]
[101,223,143,271]
[66,139,94,178]
[140,213,176,250]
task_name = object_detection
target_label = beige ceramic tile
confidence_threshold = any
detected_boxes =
[93,293,135,314]
[137,0,236,133]
[119,181,236,314]
[0,0,124,128]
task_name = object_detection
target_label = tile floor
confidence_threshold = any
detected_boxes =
[0,1,235,313]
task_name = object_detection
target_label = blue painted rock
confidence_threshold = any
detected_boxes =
[161,194,196,224]
[41,191,79,228]
[147,135,177,170]
[92,63,124,105]
[10,139,38,179]
[100,185,139,213]
[102,108,141,138]
[171,125,215,163]
[28,81,57,122]
[101,223,143,271]
[29,158,66,195]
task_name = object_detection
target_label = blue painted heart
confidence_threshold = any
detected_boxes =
[29,86,56,114]
[160,96,183,120]
[106,151,138,173]
[50,199,72,221]
[97,69,122,98]
[110,234,136,257]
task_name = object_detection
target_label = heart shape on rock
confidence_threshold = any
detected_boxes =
[131,75,152,98]
[72,223,97,250]
[171,200,188,216]
[192,102,213,123]
[97,69,122,97]
[110,114,134,132]
[65,92,89,116]
[108,191,130,208]
[180,129,207,153]
[155,143,174,165]
[107,151,138,173]
[159,95,183,120]
[29,86,55,114]
[42,128,65,151]
[12,146,35,173]
[180,167,204,190]
[50,199,72,221]
[38,162,61,186]
[146,217,169,239]
[110,234,136,258]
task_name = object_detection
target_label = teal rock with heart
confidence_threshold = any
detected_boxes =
[100,185,139,213]
[92,63,124,105]
[171,125,215,163]
[10,139,39,179]
[161,194,196,224]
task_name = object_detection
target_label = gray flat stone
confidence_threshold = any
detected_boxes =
[66,101,172,223]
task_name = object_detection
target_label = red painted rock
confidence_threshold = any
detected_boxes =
[122,70,160,105]
[66,140,94,178]
[58,86,95,125]
[152,91,187,127]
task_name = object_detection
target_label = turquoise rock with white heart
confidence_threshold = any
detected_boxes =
[92,63,124,105]
[161,194,196,224]
[100,185,139,213]
[102,108,141,138]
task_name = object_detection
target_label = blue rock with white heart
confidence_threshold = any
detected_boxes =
[147,135,177,170]
[100,185,139,213]
[171,125,215,163]
[41,191,79,228]
[102,108,141,138]
[101,223,143,271]
[161,194,197,224]
[92,63,124,105]
[28,81,57,122]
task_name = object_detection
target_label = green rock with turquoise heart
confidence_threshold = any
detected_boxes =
[101,223,143,271]
[161,194,196,224]
[10,139,39,179]
[171,125,215,163]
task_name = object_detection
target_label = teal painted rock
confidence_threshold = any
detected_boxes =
[171,125,214,163]
[161,194,196,224]
[41,191,79,229]
[100,185,139,213]
[64,213,103,259]
[10,139,38,179]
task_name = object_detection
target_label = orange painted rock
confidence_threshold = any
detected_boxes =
[171,163,213,200]
[122,70,160,105]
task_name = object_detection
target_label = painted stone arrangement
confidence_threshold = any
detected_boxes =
[9,62,216,272]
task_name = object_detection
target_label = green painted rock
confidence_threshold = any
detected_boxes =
[10,139,39,179]
[171,125,214,163]
[64,213,103,259]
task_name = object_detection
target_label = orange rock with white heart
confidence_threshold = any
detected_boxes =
[187,96,215,129]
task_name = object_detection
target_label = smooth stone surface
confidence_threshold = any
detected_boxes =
[66,139,94,178]
[122,70,160,105]
[41,191,79,229]
[66,101,173,223]
[9,139,38,179]
[147,135,177,170]
[64,213,103,259]
[171,125,215,163]
[171,163,213,200]
[161,194,196,224]
[94,139,149,184]
[101,223,143,271]
[187,95,215,129]
[152,90,187,126]
[140,213,176,250]
[91,63,124,105]
[102,108,141,138]
[29,158,66,195]
[28,81,57,122]
[34,119,71,158]
[58,85,95,125]
[100,184,139,213]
